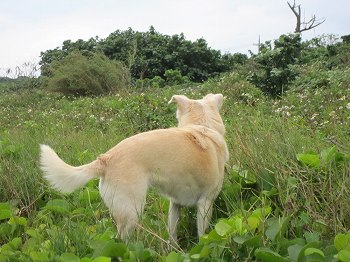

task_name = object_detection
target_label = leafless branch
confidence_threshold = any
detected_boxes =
[287,1,325,33]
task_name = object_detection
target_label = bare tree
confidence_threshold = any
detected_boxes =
[287,1,325,33]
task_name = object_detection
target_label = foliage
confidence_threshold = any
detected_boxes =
[248,34,302,97]
[43,51,130,96]
[40,27,238,82]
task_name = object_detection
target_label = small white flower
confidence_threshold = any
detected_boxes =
[329,111,336,117]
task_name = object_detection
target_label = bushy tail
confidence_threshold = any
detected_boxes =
[39,144,106,193]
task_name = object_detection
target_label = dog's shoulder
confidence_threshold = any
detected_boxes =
[184,129,208,150]
[181,126,229,161]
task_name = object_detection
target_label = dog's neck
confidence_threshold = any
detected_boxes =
[178,122,225,137]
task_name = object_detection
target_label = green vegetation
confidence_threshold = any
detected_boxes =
[0,32,350,261]
[43,52,130,96]
[40,26,244,83]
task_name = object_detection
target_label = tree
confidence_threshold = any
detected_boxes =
[248,34,302,97]
[40,27,235,83]
[287,1,325,33]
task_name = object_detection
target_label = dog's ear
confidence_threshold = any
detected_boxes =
[204,94,224,110]
[168,95,189,108]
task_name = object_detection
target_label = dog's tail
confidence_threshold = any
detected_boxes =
[39,144,107,193]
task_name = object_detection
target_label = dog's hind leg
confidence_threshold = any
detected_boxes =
[168,200,181,242]
[100,178,147,241]
[196,197,213,237]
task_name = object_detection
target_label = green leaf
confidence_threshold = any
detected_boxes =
[304,231,320,243]
[255,248,289,262]
[320,146,336,165]
[252,207,272,219]
[92,240,127,258]
[335,234,350,251]
[59,253,80,262]
[165,251,184,262]
[247,216,260,230]
[44,199,71,214]
[265,216,290,242]
[1,237,22,252]
[338,250,350,262]
[30,251,49,261]
[9,216,27,226]
[79,188,100,205]
[297,242,322,262]
[233,234,262,248]
[215,219,232,236]
[296,153,320,168]
[304,247,324,257]
[0,202,12,220]
[288,244,304,262]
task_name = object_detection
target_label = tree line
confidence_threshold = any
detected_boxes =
[40,26,247,83]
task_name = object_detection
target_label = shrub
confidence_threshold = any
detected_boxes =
[45,51,130,96]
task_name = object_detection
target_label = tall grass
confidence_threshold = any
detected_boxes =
[0,74,349,258]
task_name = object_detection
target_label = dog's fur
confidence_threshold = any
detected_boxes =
[40,94,229,241]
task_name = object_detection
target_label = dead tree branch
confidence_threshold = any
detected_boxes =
[287,0,325,33]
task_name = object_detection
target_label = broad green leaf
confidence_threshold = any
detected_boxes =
[0,223,12,237]
[0,202,12,220]
[44,199,71,214]
[338,250,350,262]
[320,146,337,166]
[252,207,272,219]
[247,216,260,230]
[26,228,40,239]
[266,216,290,242]
[255,248,288,262]
[189,244,204,258]
[59,253,80,262]
[297,242,322,261]
[334,234,350,251]
[79,188,100,204]
[166,251,184,262]
[1,237,22,252]
[215,220,232,236]
[296,153,320,168]
[92,240,127,258]
[288,244,304,262]
[305,231,320,243]
[30,251,49,261]
[304,247,324,257]
[9,216,27,226]
[233,234,262,248]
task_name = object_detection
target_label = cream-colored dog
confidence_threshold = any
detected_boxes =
[40,94,229,241]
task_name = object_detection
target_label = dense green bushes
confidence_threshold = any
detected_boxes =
[43,52,130,96]
[40,27,240,83]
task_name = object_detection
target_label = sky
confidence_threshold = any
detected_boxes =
[0,0,349,77]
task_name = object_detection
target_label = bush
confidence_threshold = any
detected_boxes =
[45,51,130,96]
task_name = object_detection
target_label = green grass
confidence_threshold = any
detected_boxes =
[0,73,350,260]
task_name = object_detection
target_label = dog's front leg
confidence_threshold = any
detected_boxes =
[196,197,213,237]
[168,200,181,242]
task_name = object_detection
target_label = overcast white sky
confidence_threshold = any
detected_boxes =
[0,0,349,76]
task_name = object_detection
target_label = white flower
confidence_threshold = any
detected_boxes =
[346,103,350,109]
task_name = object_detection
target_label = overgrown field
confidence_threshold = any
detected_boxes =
[1,35,350,261]
[1,71,350,261]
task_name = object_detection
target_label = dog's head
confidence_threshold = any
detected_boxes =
[169,94,225,136]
